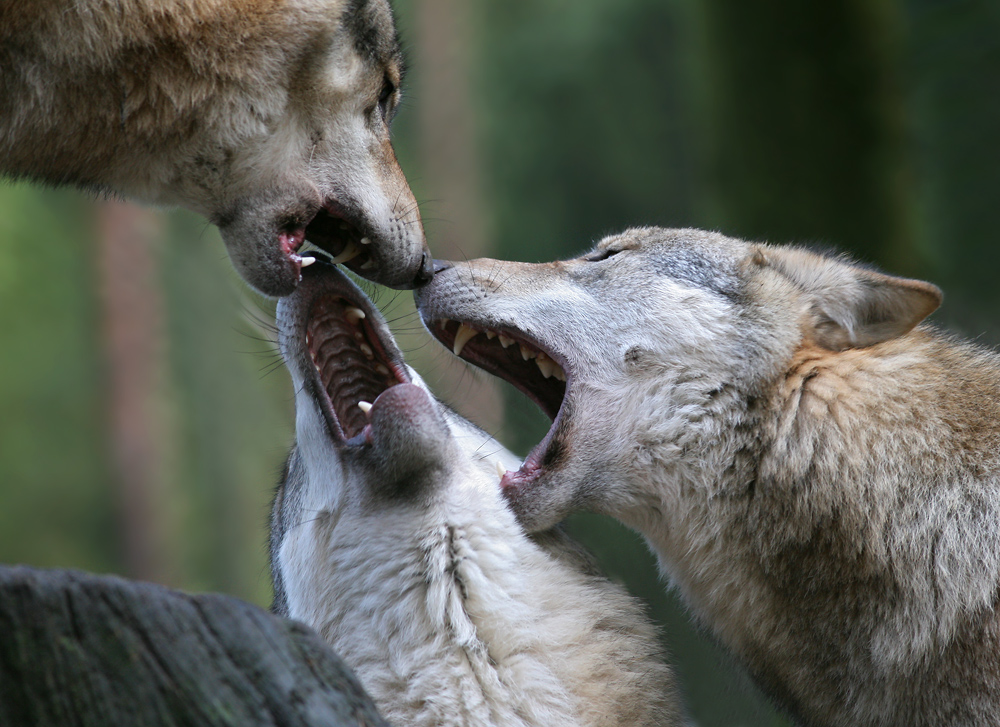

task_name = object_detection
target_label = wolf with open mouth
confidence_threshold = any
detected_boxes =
[270,256,683,727]
[415,226,1000,726]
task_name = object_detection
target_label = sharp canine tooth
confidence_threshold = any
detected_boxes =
[520,344,536,360]
[359,236,371,245]
[453,324,479,356]
[358,401,373,415]
[360,258,376,270]
[330,241,361,264]
[375,363,389,375]
[498,334,514,348]
[344,307,366,324]
[553,365,566,382]
[359,343,374,359]
[536,357,554,378]
[300,256,316,267]
[485,330,497,340]
[495,460,506,479]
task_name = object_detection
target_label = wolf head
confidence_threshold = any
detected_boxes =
[1,0,431,295]
[193,0,432,295]
[415,227,942,532]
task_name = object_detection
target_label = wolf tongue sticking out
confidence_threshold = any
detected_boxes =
[270,258,683,727]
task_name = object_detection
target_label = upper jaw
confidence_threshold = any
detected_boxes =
[299,196,433,290]
[415,300,577,514]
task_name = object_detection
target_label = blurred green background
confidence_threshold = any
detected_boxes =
[2,0,998,725]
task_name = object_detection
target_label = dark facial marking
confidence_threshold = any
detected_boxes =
[650,246,744,303]
[343,0,403,70]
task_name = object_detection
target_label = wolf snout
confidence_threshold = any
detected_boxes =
[363,384,453,486]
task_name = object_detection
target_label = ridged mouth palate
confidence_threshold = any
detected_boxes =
[428,319,569,491]
[303,270,409,441]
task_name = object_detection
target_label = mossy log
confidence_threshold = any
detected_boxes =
[0,565,390,727]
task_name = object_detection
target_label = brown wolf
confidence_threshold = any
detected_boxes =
[0,0,431,295]
[415,227,1000,726]
[270,258,684,727]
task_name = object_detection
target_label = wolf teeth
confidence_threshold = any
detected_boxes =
[495,460,506,479]
[358,401,372,415]
[359,258,376,270]
[485,330,497,340]
[439,318,450,330]
[359,236,371,245]
[300,256,316,267]
[359,343,374,359]
[520,344,536,361]
[344,307,366,324]
[536,357,554,378]
[330,241,361,264]
[453,324,479,356]
[498,334,514,348]
[375,363,389,375]
[553,365,567,382]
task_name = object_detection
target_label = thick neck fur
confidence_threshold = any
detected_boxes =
[278,448,680,727]
[623,326,1000,725]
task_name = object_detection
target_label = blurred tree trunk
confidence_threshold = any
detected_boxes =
[95,200,172,585]
[413,0,504,435]
[0,565,390,727]
[695,0,917,273]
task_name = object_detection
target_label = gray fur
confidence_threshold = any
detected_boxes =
[416,226,1000,726]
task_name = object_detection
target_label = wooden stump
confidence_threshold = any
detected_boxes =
[0,566,391,727]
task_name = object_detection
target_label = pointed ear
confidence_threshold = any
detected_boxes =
[760,246,942,351]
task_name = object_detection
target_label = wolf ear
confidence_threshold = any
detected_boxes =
[759,246,942,351]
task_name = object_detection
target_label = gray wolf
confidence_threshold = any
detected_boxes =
[0,0,431,295]
[270,258,683,727]
[415,227,1000,726]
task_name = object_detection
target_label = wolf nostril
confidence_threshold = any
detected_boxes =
[412,252,435,287]
[432,259,452,275]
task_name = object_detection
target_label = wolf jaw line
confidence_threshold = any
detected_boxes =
[270,257,683,727]
[0,0,432,295]
[415,227,1000,726]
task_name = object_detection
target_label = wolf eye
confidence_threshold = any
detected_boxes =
[377,77,396,121]
[585,248,621,262]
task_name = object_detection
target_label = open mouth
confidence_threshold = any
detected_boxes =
[301,264,410,442]
[290,200,379,277]
[428,319,568,492]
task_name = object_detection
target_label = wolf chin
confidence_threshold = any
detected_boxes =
[270,259,683,727]
[0,0,431,295]
[416,227,1000,726]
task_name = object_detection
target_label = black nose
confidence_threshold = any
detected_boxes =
[411,252,435,287]
[433,259,452,274]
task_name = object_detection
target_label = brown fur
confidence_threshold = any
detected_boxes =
[1,0,430,294]
[415,227,1000,726]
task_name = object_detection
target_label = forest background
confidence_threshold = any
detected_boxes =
[1,1,998,724]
